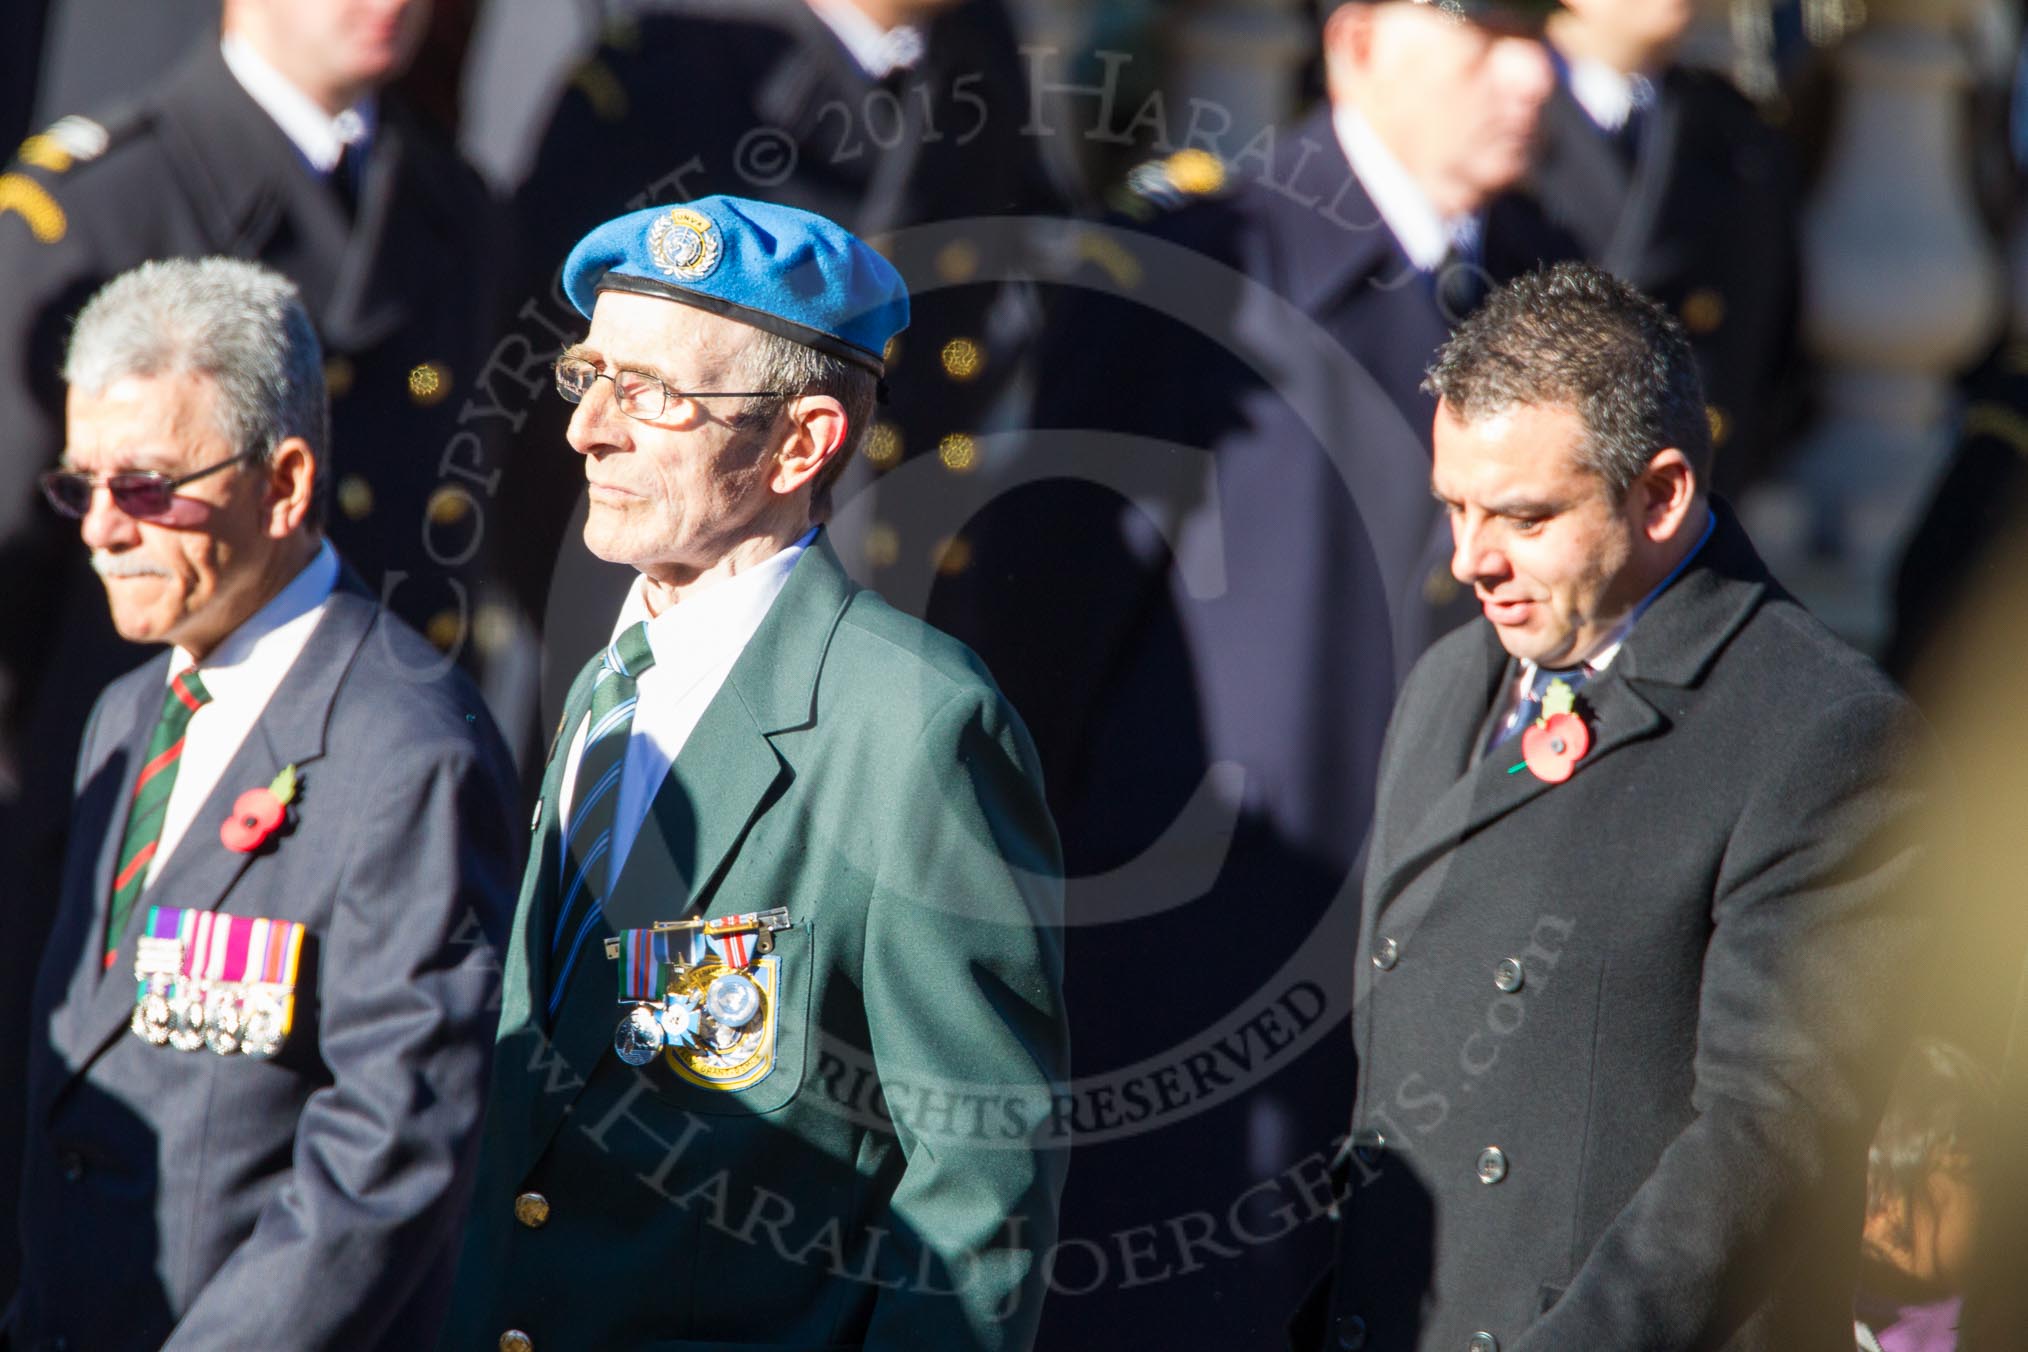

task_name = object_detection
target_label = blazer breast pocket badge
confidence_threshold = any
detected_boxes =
[605,908,792,1090]
[131,906,307,1057]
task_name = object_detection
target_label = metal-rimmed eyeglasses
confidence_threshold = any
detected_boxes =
[39,449,259,520]
[553,354,784,423]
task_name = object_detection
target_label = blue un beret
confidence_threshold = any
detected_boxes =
[562,197,910,375]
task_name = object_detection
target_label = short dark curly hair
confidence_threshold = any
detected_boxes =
[1424,262,1711,499]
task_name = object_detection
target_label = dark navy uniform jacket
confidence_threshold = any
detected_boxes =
[1487,65,1801,497]
[0,41,504,1290]
[941,104,1530,1352]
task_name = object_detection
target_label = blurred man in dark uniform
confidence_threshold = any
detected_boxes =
[1486,0,1801,496]
[942,3,1558,1347]
[497,0,1074,624]
[0,0,502,1294]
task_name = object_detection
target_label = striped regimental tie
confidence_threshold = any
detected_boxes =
[546,622,656,1022]
[105,668,212,965]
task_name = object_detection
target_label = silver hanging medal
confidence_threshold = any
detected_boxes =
[614,1004,667,1066]
[705,971,762,1030]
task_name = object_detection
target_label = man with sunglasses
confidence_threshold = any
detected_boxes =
[9,257,521,1352]
[440,196,1066,1352]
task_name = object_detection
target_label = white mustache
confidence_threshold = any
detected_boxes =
[91,553,170,579]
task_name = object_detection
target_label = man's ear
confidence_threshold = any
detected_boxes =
[1322,3,1379,84]
[1635,448,1699,543]
[262,438,316,537]
[770,395,849,496]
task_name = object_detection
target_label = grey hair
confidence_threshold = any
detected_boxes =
[1423,262,1711,499]
[729,328,878,518]
[65,257,330,523]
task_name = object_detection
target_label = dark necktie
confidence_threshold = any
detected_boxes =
[546,623,656,1021]
[106,669,212,964]
[330,141,361,220]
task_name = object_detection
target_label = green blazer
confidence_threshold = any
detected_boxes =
[441,536,1067,1351]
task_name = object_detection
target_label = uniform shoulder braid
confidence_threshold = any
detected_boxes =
[0,107,150,245]
[1113,148,1232,222]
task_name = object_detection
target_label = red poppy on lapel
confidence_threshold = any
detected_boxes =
[221,763,299,853]
[1521,710,1591,783]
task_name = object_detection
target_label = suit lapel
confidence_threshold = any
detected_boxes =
[1371,501,1768,916]
[499,536,858,1178]
[321,112,413,350]
[1602,77,1684,281]
[54,583,378,1094]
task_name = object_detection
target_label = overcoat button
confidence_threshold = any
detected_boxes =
[1372,937,1400,971]
[1336,1313,1368,1349]
[514,1192,551,1228]
[1494,958,1523,993]
[1476,1146,1508,1185]
[499,1332,533,1352]
[1468,1333,1499,1352]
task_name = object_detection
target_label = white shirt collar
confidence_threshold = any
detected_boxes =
[221,35,374,174]
[805,0,926,79]
[1331,102,1480,273]
[1565,56,1656,135]
[172,540,341,692]
[612,528,818,682]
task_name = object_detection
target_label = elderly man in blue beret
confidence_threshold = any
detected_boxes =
[440,196,1067,1352]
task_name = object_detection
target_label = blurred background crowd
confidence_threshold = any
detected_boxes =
[1,1,2024,1349]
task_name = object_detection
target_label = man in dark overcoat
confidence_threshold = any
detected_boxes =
[1318,262,1933,1352]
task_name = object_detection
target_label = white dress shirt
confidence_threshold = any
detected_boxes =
[559,529,815,888]
[1566,55,1657,136]
[150,541,341,885]
[221,35,374,174]
[805,0,926,78]
[1332,102,1482,273]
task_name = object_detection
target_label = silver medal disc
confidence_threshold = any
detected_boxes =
[613,1003,667,1066]
[205,998,243,1056]
[705,971,762,1029]
[168,995,208,1052]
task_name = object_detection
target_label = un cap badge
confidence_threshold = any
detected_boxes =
[648,207,723,281]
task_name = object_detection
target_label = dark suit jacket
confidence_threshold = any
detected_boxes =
[12,572,520,1352]
[1323,502,1933,1352]
[1486,67,1801,496]
[443,537,1067,1351]
[938,103,1508,1351]
[0,45,505,1277]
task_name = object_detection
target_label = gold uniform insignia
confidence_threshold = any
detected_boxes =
[648,207,722,281]
[663,954,781,1090]
[0,174,65,242]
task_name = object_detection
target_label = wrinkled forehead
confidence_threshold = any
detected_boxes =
[63,370,224,471]
[581,289,758,379]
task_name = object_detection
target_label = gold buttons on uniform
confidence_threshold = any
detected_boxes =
[426,608,463,652]
[937,433,978,473]
[1680,288,1726,336]
[1706,404,1730,448]
[499,1331,533,1352]
[427,485,472,525]
[324,355,355,399]
[862,422,902,469]
[864,523,900,569]
[932,534,973,576]
[513,1192,551,1228]
[939,338,984,382]
[935,239,980,284]
[337,474,374,521]
[408,361,450,406]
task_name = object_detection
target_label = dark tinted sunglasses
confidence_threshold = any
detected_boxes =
[40,450,258,520]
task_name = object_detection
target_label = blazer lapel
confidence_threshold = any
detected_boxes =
[57,583,378,1088]
[1601,78,1685,281]
[503,536,858,1177]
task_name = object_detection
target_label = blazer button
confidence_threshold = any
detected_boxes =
[1476,1146,1508,1185]
[514,1192,551,1228]
[499,1332,533,1352]
[1371,937,1400,971]
[1336,1313,1368,1349]
[59,1151,84,1182]
[1493,958,1523,992]
[1468,1333,1499,1352]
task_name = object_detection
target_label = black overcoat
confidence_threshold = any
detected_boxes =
[1322,503,1934,1352]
